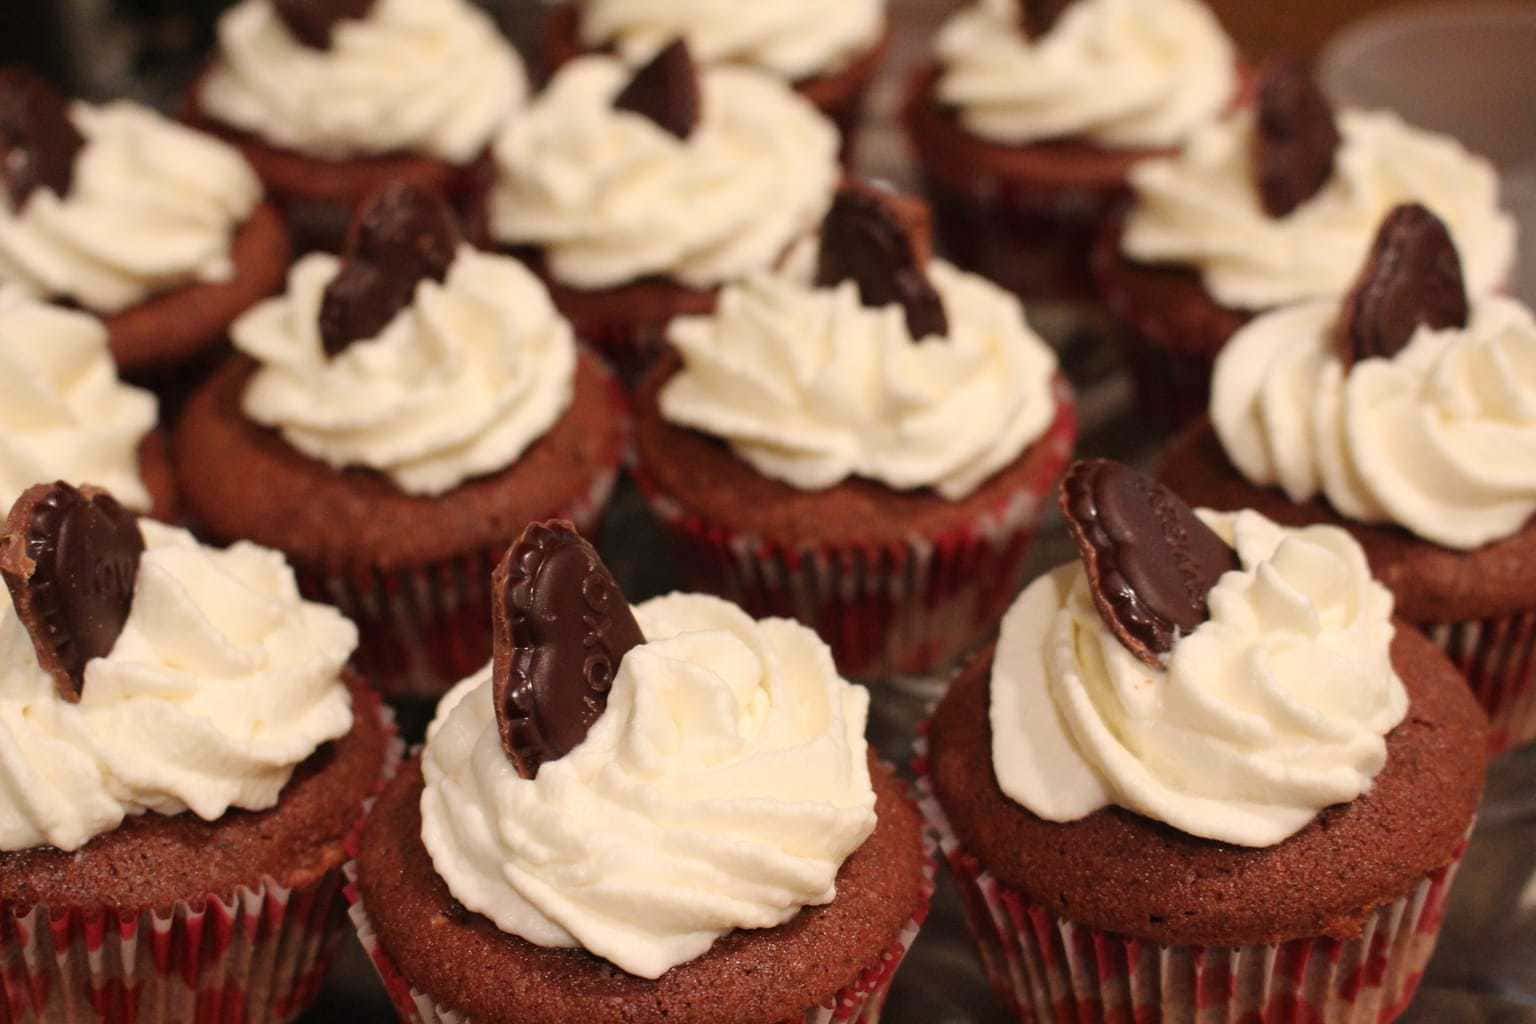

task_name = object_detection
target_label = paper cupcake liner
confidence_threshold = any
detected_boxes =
[913,735,1466,1024]
[1427,608,1536,755]
[1114,329,1218,435]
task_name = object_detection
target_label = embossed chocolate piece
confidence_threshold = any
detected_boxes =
[1018,0,1077,39]
[1253,59,1341,219]
[0,482,144,701]
[613,39,701,140]
[816,182,950,340]
[0,67,85,209]
[272,0,377,50]
[1335,203,1469,368]
[1060,460,1239,667]
[491,520,644,778]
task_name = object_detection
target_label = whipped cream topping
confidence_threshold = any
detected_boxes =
[0,520,356,852]
[935,0,1236,149]
[235,246,576,497]
[1122,108,1517,311]
[578,0,885,82]
[1213,295,1536,550]
[0,101,262,314]
[490,56,839,291]
[0,288,157,513]
[420,593,876,979]
[201,0,525,163]
[991,510,1407,847]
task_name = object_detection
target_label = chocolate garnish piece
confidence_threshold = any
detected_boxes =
[816,182,950,340]
[272,0,377,50]
[613,39,701,140]
[1060,460,1239,668]
[1335,203,1469,367]
[0,67,85,209]
[491,521,644,779]
[1018,0,1077,39]
[0,482,144,701]
[318,181,462,357]
[1252,59,1341,219]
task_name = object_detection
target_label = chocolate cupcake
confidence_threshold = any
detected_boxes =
[349,521,931,1023]
[0,481,396,1023]
[918,460,1487,1022]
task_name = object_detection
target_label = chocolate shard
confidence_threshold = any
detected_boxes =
[0,67,85,209]
[0,482,144,701]
[1060,460,1239,668]
[491,520,644,779]
[613,39,701,140]
[271,0,377,50]
[816,181,950,340]
[1018,0,1077,39]
[1252,58,1341,219]
[318,181,463,357]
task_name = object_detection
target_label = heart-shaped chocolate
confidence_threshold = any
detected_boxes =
[1335,203,1469,368]
[272,0,377,49]
[1060,460,1239,667]
[1252,59,1341,219]
[491,521,644,779]
[1018,0,1077,39]
[613,39,701,140]
[0,482,144,701]
[816,181,949,340]
[0,67,84,209]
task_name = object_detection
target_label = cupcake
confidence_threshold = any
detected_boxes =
[0,67,288,385]
[1094,59,1517,428]
[632,182,1076,681]
[918,459,1487,1022]
[349,520,931,1023]
[173,183,628,706]
[188,0,526,253]
[0,481,395,1023]
[1161,204,1536,754]
[487,41,840,379]
[905,0,1239,303]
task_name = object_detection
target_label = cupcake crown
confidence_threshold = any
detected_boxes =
[613,38,701,140]
[1252,58,1341,219]
[815,180,950,340]
[1017,0,1077,39]
[271,0,377,50]
[0,67,84,208]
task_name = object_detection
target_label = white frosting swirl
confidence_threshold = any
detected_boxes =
[0,520,356,853]
[935,0,1236,149]
[578,0,885,82]
[1122,108,1518,310]
[490,56,839,291]
[0,288,157,514]
[0,101,262,314]
[659,246,1059,499]
[234,247,576,498]
[420,593,876,979]
[990,510,1407,847]
[1212,295,1536,551]
[201,0,525,163]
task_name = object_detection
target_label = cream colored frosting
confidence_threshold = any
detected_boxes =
[0,288,157,514]
[990,509,1407,847]
[490,56,839,291]
[1212,295,1536,550]
[201,0,525,163]
[935,0,1236,149]
[420,593,876,979]
[0,101,261,314]
[0,520,356,853]
[234,246,576,498]
[1122,108,1517,310]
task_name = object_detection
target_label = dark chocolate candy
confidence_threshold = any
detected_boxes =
[816,182,949,340]
[0,67,84,209]
[0,482,144,701]
[1253,59,1341,219]
[272,0,377,49]
[1018,0,1077,39]
[613,39,701,140]
[491,520,644,778]
[1060,460,1239,667]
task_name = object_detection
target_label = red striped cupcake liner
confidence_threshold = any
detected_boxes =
[1114,331,1219,436]
[1426,608,1536,756]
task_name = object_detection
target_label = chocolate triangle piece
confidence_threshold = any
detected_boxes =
[491,521,644,779]
[1060,460,1239,668]
[272,0,377,50]
[0,67,85,209]
[1335,203,1469,368]
[613,39,701,140]
[1018,0,1077,39]
[0,482,144,702]
[1252,59,1341,219]
[816,182,949,340]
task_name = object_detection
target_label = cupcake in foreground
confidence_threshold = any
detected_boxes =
[919,460,1487,1022]
[0,481,394,1023]
[905,0,1239,302]
[1162,204,1536,753]
[350,521,931,1023]
[173,183,627,704]
[633,182,1076,680]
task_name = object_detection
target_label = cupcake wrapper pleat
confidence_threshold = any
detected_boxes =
[1427,608,1536,755]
